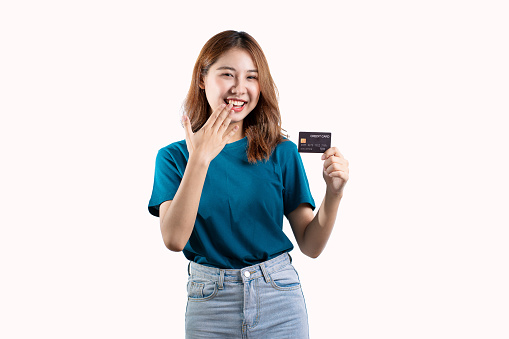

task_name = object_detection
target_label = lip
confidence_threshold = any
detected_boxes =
[231,104,245,112]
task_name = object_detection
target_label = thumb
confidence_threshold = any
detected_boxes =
[182,115,194,151]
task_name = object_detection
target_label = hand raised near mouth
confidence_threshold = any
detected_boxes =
[182,103,239,165]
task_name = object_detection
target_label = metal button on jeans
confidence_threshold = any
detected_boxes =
[244,271,250,278]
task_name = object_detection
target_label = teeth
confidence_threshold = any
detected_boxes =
[228,100,245,106]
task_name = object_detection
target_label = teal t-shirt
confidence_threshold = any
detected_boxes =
[148,137,315,269]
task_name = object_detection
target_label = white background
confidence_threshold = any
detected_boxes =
[1,0,508,338]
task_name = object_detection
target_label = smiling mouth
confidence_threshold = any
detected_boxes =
[224,99,247,107]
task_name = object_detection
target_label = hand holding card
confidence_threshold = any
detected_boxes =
[321,146,349,196]
[298,131,348,194]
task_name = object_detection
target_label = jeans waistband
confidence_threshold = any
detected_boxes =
[188,252,292,284]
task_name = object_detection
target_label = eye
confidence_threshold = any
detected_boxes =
[248,76,258,80]
[221,73,233,77]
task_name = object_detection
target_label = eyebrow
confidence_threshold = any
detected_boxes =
[216,66,258,73]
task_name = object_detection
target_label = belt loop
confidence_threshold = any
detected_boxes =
[218,269,225,290]
[188,262,191,276]
[260,263,271,284]
[288,252,292,264]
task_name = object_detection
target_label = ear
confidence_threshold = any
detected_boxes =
[198,77,205,89]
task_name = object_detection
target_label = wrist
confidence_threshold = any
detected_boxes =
[188,152,211,168]
[326,186,344,199]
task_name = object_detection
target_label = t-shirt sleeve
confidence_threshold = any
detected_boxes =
[280,141,316,217]
[148,146,185,217]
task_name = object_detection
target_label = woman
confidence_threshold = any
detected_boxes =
[149,30,349,338]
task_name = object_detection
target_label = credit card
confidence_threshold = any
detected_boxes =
[298,132,331,153]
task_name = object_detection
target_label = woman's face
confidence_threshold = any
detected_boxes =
[201,48,260,123]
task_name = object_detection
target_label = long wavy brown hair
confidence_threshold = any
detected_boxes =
[183,30,286,163]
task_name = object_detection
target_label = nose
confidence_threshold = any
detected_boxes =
[231,77,247,95]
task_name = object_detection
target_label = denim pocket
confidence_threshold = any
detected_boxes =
[187,278,218,301]
[269,264,302,291]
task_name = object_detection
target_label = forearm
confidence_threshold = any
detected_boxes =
[301,188,343,258]
[160,155,209,251]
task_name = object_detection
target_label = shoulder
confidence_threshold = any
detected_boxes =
[272,138,299,159]
[156,139,188,164]
[157,139,187,156]
[269,138,304,175]
[275,137,297,151]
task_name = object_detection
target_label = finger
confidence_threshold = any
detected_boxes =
[222,124,240,144]
[204,103,227,128]
[325,162,349,176]
[182,115,194,149]
[212,103,233,131]
[323,156,338,168]
[328,170,349,180]
[321,147,343,160]
[321,147,344,160]
[325,162,340,175]
[323,156,348,169]
[324,163,348,176]
[219,115,232,134]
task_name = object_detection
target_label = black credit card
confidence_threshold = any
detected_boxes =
[298,132,331,153]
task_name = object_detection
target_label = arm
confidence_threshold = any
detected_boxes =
[159,103,238,251]
[158,155,210,252]
[287,147,349,258]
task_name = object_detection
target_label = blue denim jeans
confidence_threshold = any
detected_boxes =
[185,253,309,338]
